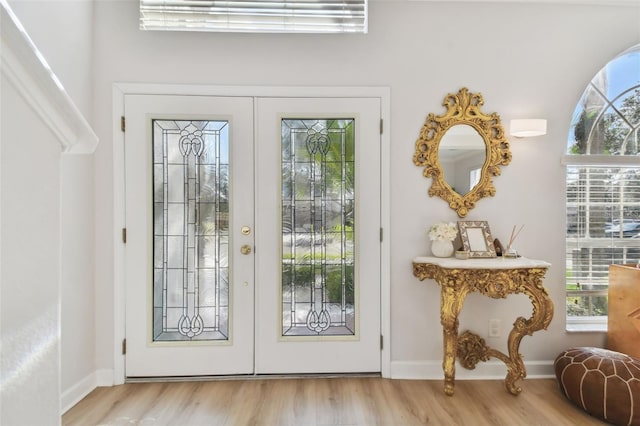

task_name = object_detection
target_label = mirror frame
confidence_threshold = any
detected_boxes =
[413,88,511,217]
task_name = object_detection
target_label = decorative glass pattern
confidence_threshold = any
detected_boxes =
[281,119,356,336]
[153,119,230,341]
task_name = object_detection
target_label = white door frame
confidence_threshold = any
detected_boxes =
[112,83,391,384]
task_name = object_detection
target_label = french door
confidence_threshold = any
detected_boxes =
[124,95,255,376]
[255,98,381,373]
[124,94,381,377]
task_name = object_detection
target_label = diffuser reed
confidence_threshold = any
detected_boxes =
[505,225,524,258]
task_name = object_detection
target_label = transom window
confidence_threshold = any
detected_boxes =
[139,0,368,34]
[565,44,640,330]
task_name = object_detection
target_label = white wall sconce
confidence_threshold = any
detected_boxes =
[510,119,547,138]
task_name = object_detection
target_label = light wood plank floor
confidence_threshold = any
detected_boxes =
[63,377,606,425]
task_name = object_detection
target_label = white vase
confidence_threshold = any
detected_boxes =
[431,240,454,258]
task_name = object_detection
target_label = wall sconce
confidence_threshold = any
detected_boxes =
[510,119,547,138]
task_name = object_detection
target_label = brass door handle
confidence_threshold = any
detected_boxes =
[240,244,252,255]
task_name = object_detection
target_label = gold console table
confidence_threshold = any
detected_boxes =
[412,256,554,396]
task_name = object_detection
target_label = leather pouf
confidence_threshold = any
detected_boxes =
[555,347,640,426]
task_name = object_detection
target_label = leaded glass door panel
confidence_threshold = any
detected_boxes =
[124,95,254,377]
[281,118,356,337]
[255,98,381,374]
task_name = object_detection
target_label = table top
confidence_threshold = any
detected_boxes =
[413,256,551,270]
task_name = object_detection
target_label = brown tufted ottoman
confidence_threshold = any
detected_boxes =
[555,347,640,426]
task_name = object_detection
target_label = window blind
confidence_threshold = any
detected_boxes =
[140,0,368,33]
[566,165,640,316]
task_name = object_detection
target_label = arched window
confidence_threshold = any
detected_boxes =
[565,44,640,330]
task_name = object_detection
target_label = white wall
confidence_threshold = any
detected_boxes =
[8,0,94,120]
[2,0,98,416]
[0,73,63,425]
[92,0,640,377]
[59,154,96,410]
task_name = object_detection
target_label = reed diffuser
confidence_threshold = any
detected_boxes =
[505,225,524,258]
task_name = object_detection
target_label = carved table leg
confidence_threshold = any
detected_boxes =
[454,269,555,395]
[502,272,554,395]
[440,285,468,396]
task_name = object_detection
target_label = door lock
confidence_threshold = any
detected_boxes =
[240,244,252,255]
[241,226,251,235]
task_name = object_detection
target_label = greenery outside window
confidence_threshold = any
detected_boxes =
[565,44,640,331]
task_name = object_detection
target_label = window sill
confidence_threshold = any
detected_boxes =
[566,316,607,333]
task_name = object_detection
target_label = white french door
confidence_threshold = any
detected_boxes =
[124,95,255,376]
[255,98,381,374]
[124,94,381,377]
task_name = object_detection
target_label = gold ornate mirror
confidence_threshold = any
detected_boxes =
[413,88,511,217]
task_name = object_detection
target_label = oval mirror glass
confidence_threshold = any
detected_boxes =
[438,124,486,196]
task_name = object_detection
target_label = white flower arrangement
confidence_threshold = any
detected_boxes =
[428,222,458,242]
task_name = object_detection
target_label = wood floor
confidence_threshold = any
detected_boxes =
[62,377,606,426]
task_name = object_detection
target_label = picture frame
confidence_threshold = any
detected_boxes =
[457,220,497,258]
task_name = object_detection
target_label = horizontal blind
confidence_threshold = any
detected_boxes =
[566,166,640,316]
[140,0,368,33]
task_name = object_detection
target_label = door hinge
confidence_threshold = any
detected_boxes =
[122,338,126,355]
[380,118,383,135]
[380,227,383,242]
[122,228,127,244]
[380,335,384,350]
[121,116,126,132]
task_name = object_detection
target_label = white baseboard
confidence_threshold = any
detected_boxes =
[96,369,115,387]
[390,360,556,380]
[61,369,114,414]
[61,372,97,414]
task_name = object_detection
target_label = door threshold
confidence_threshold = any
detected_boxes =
[125,372,381,383]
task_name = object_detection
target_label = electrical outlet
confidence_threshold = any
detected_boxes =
[489,319,501,337]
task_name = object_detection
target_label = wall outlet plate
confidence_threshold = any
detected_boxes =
[489,319,501,337]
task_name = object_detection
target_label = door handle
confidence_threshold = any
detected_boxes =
[240,244,252,255]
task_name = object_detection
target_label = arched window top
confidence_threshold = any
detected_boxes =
[567,44,640,156]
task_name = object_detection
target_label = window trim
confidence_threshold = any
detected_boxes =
[562,155,640,167]
[566,315,607,333]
